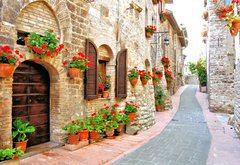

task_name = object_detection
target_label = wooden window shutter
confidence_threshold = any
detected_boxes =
[115,49,127,98]
[84,39,98,100]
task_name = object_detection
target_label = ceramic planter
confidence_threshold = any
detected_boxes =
[117,123,124,132]
[145,31,151,38]
[79,130,89,141]
[14,139,28,152]
[68,134,79,145]
[90,130,98,139]
[103,91,109,98]
[141,79,148,85]
[0,63,15,78]
[68,68,80,78]
[105,128,114,137]
[152,0,158,5]
[129,77,138,86]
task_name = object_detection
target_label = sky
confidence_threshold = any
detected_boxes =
[166,0,206,62]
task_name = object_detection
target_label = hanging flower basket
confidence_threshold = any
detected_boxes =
[141,78,149,85]
[0,63,15,78]
[68,68,80,78]
[129,77,138,86]
[145,31,151,38]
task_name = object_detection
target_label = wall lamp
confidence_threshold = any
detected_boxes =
[127,1,143,13]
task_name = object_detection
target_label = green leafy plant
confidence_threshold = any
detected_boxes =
[62,120,79,135]
[124,101,139,114]
[12,118,36,142]
[128,67,139,80]
[105,74,111,79]
[26,29,64,60]
[188,62,197,75]
[145,25,156,35]
[0,46,23,65]
[159,11,169,23]
[103,81,111,90]
[196,58,207,86]
[105,120,118,130]
[86,113,106,133]
[0,147,24,161]
[62,52,93,72]
[75,119,91,131]
[115,110,129,124]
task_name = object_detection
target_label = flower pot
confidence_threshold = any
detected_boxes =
[117,123,124,132]
[0,159,20,165]
[90,130,98,139]
[232,20,240,29]
[103,91,109,98]
[128,112,136,122]
[0,63,15,78]
[155,105,161,111]
[230,26,238,37]
[129,77,138,86]
[145,31,151,38]
[79,130,89,141]
[68,68,80,78]
[141,79,148,85]
[14,139,28,152]
[105,128,114,137]
[152,0,158,4]
[68,134,79,145]
[98,93,102,98]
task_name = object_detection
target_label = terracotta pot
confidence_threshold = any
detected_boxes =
[232,20,240,29]
[98,93,102,98]
[117,123,124,132]
[90,130,98,139]
[68,134,79,145]
[79,130,89,141]
[155,105,161,111]
[145,31,151,38]
[0,63,15,78]
[14,139,28,152]
[141,79,148,85]
[105,128,114,137]
[230,26,239,37]
[103,91,109,98]
[156,74,162,80]
[128,112,136,122]
[68,68,80,78]
[152,0,158,4]
[129,77,138,86]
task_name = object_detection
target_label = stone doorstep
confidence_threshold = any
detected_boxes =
[64,140,89,151]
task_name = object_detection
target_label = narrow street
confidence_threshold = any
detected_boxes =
[114,86,211,165]
[20,85,240,165]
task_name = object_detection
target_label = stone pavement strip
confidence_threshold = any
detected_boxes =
[114,85,212,165]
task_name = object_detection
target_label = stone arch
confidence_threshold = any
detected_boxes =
[98,44,114,61]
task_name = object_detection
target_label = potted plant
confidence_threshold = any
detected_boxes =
[196,58,207,92]
[105,74,111,81]
[152,67,163,80]
[98,83,104,98]
[159,11,169,23]
[86,112,106,140]
[145,25,156,38]
[164,68,173,90]
[12,118,36,152]
[155,85,166,111]
[102,80,111,98]
[152,76,159,86]
[62,120,79,145]
[25,29,64,62]
[128,67,139,86]
[161,56,170,68]
[124,101,139,122]
[0,46,23,78]
[0,147,24,165]
[115,110,129,133]
[152,0,161,5]
[62,52,93,78]
[76,119,89,141]
[139,70,152,85]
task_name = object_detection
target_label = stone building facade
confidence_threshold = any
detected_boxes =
[207,0,234,114]
[0,0,186,150]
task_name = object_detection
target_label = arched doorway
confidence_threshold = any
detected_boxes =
[12,61,50,147]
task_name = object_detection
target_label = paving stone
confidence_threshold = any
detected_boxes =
[114,86,212,165]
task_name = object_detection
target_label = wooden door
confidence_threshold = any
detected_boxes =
[12,61,50,146]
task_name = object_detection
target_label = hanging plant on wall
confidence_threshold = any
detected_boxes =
[159,11,169,23]
[25,29,64,62]
[214,1,240,36]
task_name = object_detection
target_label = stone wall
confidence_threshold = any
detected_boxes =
[234,62,240,135]
[207,0,234,113]
[0,0,158,148]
